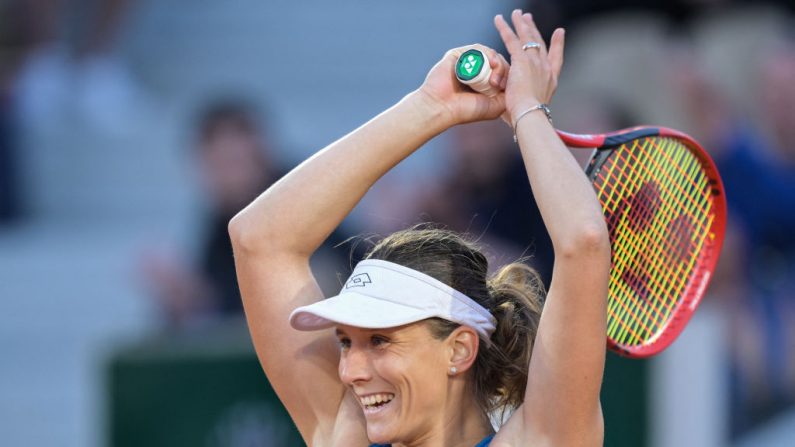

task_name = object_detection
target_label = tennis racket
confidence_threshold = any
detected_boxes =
[455,52,726,358]
[558,127,726,358]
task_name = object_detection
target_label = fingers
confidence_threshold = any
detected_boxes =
[512,10,547,55]
[511,9,544,51]
[497,53,509,89]
[488,48,508,88]
[446,47,465,65]
[494,14,521,55]
[497,10,551,63]
[548,28,566,81]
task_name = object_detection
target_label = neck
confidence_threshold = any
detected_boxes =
[394,382,493,447]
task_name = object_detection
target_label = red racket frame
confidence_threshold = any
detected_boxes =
[557,126,727,357]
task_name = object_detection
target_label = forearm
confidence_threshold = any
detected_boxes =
[518,110,610,421]
[515,112,608,253]
[516,112,610,440]
[229,90,450,256]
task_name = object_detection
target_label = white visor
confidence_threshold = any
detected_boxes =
[289,259,497,340]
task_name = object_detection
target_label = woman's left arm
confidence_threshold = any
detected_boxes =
[492,10,610,447]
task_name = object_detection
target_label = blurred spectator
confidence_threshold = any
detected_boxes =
[416,119,555,283]
[12,0,148,136]
[673,26,795,437]
[527,0,794,40]
[0,90,18,222]
[731,45,795,435]
[142,100,277,327]
[140,99,363,328]
[0,0,40,222]
[1,0,148,220]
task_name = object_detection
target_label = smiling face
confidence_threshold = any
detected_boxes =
[336,322,452,444]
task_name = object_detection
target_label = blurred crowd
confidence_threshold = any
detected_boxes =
[1,0,793,445]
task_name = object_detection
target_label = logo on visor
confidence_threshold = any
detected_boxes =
[345,273,372,289]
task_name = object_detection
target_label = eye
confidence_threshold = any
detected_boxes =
[337,337,351,350]
[370,335,389,348]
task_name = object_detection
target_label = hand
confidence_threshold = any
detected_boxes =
[494,10,565,123]
[417,44,509,126]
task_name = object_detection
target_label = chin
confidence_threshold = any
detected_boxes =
[367,425,393,445]
[363,396,402,443]
[367,419,406,446]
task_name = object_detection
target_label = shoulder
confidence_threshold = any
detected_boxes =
[491,403,603,447]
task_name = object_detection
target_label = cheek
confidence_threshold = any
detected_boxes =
[371,354,407,382]
[399,356,448,414]
[379,347,447,393]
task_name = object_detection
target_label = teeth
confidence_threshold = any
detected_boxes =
[360,393,394,407]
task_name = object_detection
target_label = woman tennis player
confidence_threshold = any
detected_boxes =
[230,10,610,447]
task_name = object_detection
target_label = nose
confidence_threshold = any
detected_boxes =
[339,346,372,385]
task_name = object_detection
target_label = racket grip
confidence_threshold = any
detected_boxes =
[455,49,499,97]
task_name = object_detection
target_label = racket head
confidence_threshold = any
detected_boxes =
[558,126,726,358]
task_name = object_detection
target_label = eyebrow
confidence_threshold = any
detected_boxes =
[335,327,398,338]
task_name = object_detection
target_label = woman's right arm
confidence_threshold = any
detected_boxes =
[228,46,507,444]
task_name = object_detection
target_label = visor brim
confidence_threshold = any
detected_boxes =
[289,292,434,331]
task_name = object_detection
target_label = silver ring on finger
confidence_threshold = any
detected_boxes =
[522,42,541,51]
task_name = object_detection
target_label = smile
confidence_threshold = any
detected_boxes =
[359,393,395,413]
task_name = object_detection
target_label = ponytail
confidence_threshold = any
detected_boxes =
[477,263,544,415]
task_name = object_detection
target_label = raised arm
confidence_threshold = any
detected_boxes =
[228,45,508,444]
[493,10,611,447]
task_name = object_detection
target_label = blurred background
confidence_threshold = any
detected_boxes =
[0,0,793,445]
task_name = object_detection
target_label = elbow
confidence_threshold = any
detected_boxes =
[228,210,262,253]
[557,221,610,261]
[229,204,318,259]
[228,209,303,257]
[227,212,244,242]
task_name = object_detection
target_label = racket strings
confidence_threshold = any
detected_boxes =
[599,145,679,339]
[621,143,706,340]
[607,141,708,316]
[611,140,710,344]
[610,141,707,343]
[594,137,714,348]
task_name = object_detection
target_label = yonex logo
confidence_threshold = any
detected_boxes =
[456,50,484,81]
[463,55,477,74]
[345,273,372,289]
